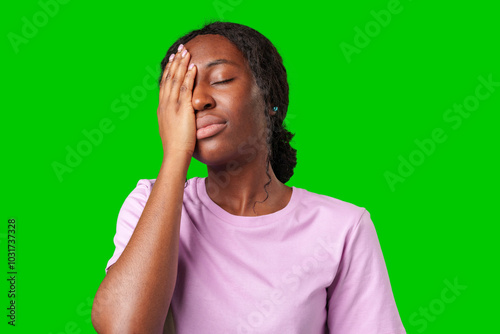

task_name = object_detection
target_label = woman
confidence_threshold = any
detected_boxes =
[92,21,406,334]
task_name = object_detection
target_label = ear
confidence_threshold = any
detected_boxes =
[269,105,277,116]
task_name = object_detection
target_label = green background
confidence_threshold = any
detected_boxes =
[3,0,498,332]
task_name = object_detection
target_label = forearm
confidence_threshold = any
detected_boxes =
[92,155,190,333]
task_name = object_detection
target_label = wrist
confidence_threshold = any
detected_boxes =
[160,153,191,176]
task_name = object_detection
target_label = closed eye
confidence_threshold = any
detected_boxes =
[213,78,234,85]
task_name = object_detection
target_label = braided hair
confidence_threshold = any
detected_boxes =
[158,20,297,211]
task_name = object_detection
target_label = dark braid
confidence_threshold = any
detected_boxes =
[159,20,297,209]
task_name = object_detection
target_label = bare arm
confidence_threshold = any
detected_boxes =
[92,44,198,333]
[92,158,188,333]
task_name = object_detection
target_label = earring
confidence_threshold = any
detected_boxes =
[273,106,278,112]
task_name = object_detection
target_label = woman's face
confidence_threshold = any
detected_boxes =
[184,34,269,167]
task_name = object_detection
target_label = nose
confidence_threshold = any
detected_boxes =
[191,82,216,113]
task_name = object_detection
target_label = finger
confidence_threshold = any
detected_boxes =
[161,46,185,102]
[159,54,174,96]
[161,53,175,84]
[179,63,197,111]
[170,48,191,103]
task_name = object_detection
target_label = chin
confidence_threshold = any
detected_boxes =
[193,140,236,167]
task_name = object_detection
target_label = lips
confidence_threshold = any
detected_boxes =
[195,114,227,140]
[196,115,226,130]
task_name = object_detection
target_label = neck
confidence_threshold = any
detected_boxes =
[205,152,289,216]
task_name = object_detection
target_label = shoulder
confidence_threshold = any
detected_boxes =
[130,177,198,200]
[293,186,368,231]
[118,177,198,219]
[296,186,366,218]
[136,178,155,193]
[121,179,156,204]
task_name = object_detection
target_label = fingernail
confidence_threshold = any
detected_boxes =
[188,63,194,70]
[178,44,184,52]
[181,49,188,58]
[169,54,175,62]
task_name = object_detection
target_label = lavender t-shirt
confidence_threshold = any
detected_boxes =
[105,177,406,334]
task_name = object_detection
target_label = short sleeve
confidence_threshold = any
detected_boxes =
[105,179,153,274]
[326,209,406,334]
